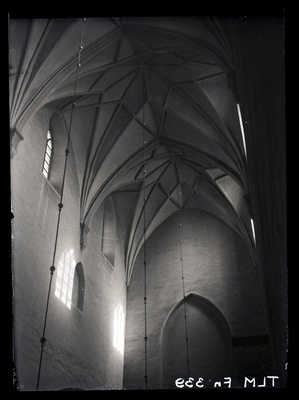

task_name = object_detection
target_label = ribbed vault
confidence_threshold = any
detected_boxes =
[9,16,254,283]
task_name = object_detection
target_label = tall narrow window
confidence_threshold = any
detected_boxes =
[55,249,76,309]
[250,218,256,245]
[236,103,247,159]
[42,129,52,178]
[113,304,125,354]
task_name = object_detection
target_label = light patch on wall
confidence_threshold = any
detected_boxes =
[113,304,125,354]
[55,249,76,309]
[250,218,256,245]
[237,103,247,158]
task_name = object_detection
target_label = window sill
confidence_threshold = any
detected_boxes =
[102,253,114,269]
[42,175,60,198]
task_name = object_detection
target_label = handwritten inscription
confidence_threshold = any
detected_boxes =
[175,376,279,388]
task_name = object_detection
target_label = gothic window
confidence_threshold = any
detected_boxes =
[42,129,52,179]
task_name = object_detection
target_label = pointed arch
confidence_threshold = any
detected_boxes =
[161,293,232,388]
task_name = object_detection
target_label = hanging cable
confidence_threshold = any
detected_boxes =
[142,69,148,389]
[175,159,190,378]
[36,18,86,391]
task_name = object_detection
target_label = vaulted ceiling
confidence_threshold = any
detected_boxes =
[9,17,255,282]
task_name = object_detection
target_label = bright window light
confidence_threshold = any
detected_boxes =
[55,249,76,309]
[237,103,247,158]
[250,218,256,245]
[113,304,125,354]
[42,129,52,178]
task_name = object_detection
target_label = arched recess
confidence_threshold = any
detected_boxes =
[162,293,233,388]
[72,262,85,312]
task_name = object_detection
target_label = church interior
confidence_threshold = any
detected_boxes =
[9,15,287,390]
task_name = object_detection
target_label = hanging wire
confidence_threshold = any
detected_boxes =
[36,18,86,391]
[142,69,148,389]
[175,159,191,378]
